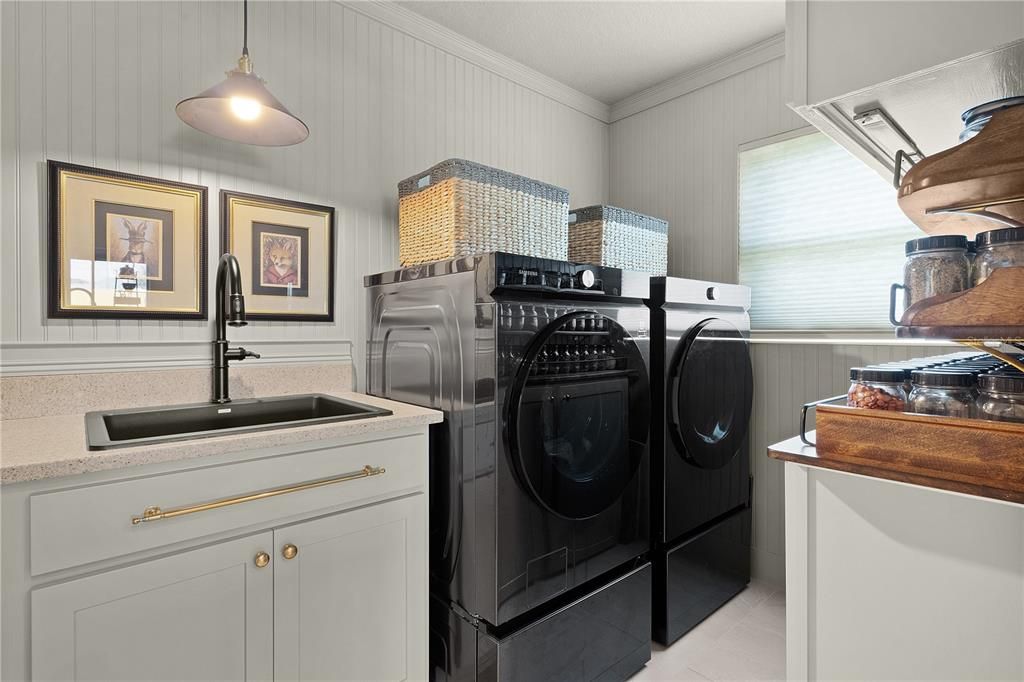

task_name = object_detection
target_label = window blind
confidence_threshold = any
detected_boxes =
[738,131,921,330]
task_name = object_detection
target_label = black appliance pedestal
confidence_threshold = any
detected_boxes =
[432,563,652,682]
[653,506,751,646]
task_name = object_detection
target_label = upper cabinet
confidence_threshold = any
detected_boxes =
[786,0,1024,182]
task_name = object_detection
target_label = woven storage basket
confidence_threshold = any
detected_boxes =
[568,205,668,275]
[398,159,569,266]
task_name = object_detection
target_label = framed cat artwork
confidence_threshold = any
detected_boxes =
[220,190,335,322]
[47,161,208,319]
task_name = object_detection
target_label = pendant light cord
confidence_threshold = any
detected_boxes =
[242,0,249,57]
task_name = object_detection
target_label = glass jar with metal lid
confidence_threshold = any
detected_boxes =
[972,226,1024,287]
[908,370,977,418]
[959,96,1024,142]
[847,368,907,411]
[975,372,1024,423]
[891,236,969,323]
[867,364,917,394]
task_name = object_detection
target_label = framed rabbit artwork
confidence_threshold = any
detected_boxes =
[220,190,335,322]
[47,161,208,319]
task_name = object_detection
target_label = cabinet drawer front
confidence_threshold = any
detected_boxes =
[30,433,427,576]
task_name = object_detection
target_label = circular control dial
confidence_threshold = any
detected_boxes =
[576,269,596,289]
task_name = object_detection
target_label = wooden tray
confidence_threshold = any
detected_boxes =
[813,403,1024,503]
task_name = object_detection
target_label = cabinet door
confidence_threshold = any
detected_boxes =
[274,494,427,681]
[31,532,274,681]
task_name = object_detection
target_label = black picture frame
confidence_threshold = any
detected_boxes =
[47,160,208,320]
[220,190,335,323]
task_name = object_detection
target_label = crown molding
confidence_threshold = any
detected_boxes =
[341,1,612,123]
[609,33,786,123]
[0,339,353,376]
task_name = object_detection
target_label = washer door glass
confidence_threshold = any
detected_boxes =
[506,312,650,520]
[669,318,753,470]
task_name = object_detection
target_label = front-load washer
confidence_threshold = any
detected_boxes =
[647,277,754,645]
[365,253,653,681]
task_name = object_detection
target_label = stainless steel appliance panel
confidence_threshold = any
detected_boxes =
[366,269,494,616]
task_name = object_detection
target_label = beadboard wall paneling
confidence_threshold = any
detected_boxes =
[609,57,804,284]
[0,0,609,377]
[607,57,805,585]
[748,340,958,585]
[607,55,963,585]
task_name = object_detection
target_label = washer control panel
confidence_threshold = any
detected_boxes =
[494,254,617,295]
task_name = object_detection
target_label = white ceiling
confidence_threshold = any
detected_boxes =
[397,1,785,104]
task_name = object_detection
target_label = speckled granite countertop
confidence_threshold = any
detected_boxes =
[0,365,442,485]
[0,392,441,484]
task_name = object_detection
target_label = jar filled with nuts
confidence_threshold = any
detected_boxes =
[901,235,970,309]
[908,370,977,418]
[847,368,908,411]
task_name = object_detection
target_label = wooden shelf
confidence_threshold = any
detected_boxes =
[895,266,1024,342]
[897,104,1024,238]
[895,326,1024,341]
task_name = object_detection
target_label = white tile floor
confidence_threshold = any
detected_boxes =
[632,582,786,681]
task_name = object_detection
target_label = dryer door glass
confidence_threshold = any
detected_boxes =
[669,318,753,470]
[506,311,650,520]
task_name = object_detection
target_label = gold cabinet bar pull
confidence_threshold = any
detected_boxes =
[131,465,386,525]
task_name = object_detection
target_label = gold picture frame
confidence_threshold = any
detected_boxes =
[221,190,335,322]
[48,160,208,319]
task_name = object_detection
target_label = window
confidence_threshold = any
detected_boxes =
[738,130,921,330]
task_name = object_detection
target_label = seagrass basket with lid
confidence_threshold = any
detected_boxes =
[397,159,569,266]
[568,205,668,275]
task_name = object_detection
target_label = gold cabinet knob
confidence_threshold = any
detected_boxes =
[254,551,271,568]
[282,544,298,560]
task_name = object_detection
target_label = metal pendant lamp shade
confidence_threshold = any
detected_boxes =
[175,1,308,146]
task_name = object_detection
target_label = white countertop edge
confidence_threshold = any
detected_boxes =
[785,460,1024,509]
[0,393,443,485]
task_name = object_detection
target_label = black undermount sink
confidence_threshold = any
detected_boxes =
[85,394,392,450]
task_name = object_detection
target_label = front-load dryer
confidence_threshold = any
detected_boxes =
[648,276,754,645]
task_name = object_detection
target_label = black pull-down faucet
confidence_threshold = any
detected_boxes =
[213,253,260,403]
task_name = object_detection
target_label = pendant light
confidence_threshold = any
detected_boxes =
[175,0,309,146]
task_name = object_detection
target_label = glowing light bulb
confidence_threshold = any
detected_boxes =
[230,96,261,121]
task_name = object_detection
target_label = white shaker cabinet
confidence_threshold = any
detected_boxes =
[31,532,275,681]
[784,462,1024,680]
[785,0,1024,180]
[3,428,432,682]
[786,0,1023,110]
[274,495,427,681]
